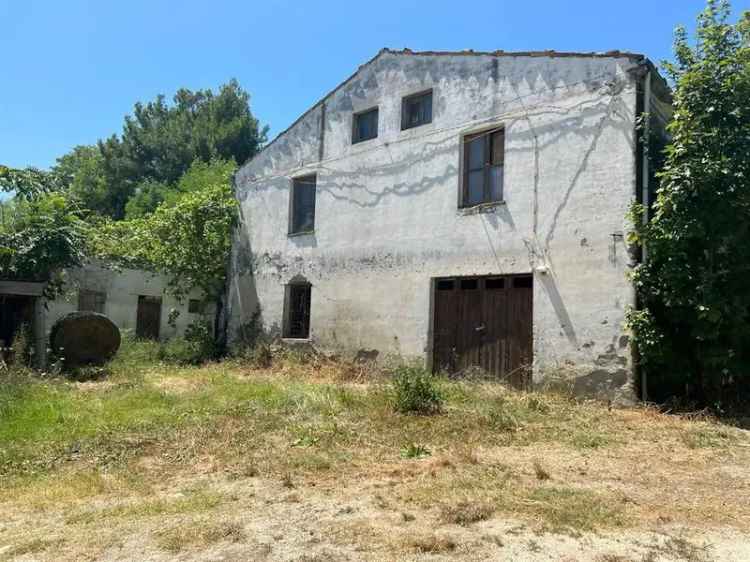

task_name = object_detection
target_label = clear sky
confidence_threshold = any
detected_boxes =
[1,0,747,171]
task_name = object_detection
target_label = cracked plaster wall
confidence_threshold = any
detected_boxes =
[228,52,642,397]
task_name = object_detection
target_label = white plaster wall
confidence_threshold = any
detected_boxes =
[44,263,211,340]
[229,51,645,394]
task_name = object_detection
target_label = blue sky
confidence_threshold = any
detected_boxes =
[1,0,747,171]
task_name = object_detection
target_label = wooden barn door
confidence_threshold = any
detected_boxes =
[432,275,532,388]
[136,296,162,340]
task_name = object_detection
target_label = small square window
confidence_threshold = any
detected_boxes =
[401,90,433,130]
[289,175,316,235]
[78,290,106,314]
[188,299,204,314]
[460,279,478,290]
[461,127,505,207]
[352,107,378,144]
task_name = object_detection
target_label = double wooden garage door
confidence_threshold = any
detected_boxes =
[432,275,533,388]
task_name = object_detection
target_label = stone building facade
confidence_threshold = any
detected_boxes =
[227,49,670,399]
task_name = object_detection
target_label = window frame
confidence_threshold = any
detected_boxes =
[460,126,505,208]
[352,106,379,144]
[401,89,433,131]
[288,174,317,236]
[283,281,312,339]
[78,289,106,314]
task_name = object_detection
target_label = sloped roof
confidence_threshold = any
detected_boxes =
[250,48,649,165]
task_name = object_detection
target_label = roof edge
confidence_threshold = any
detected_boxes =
[242,48,648,172]
[386,48,645,60]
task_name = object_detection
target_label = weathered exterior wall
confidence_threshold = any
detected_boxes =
[228,50,647,399]
[44,263,210,340]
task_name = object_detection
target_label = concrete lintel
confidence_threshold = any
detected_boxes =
[0,281,46,296]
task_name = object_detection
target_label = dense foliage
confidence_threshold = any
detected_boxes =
[0,167,86,296]
[628,1,750,406]
[1,78,263,333]
[56,80,266,219]
[90,159,238,304]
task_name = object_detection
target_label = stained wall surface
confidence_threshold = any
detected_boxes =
[229,50,651,399]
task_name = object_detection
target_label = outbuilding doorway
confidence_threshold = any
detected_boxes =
[432,274,533,388]
[136,295,162,340]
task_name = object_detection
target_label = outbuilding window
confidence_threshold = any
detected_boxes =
[284,282,311,339]
[401,90,433,130]
[462,127,505,207]
[289,175,316,235]
[352,107,378,144]
[78,290,106,314]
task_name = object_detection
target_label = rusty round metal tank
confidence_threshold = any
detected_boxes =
[50,312,121,366]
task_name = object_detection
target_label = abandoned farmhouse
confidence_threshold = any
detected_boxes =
[227,48,671,398]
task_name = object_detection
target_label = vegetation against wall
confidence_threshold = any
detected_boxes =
[2,79,264,325]
[0,167,87,297]
[628,0,750,407]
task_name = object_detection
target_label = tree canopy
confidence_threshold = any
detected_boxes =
[1,79,264,310]
[89,159,238,302]
[628,0,750,406]
[57,79,266,219]
[0,167,87,296]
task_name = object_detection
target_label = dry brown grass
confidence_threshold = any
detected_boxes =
[154,519,246,553]
[440,500,496,526]
[2,346,749,560]
[405,533,458,553]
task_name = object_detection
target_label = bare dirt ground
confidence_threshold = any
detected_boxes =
[1,354,749,561]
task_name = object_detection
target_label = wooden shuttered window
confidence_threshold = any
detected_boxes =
[462,127,505,207]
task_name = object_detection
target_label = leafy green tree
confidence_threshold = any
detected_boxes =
[0,166,87,296]
[95,79,266,219]
[628,0,750,406]
[123,159,236,219]
[91,160,238,335]
[53,146,111,216]
[123,179,173,219]
[0,164,64,201]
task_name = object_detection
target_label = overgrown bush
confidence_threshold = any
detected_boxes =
[158,321,217,365]
[391,366,444,415]
[627,1,750,407]
[2,323,33,367]
[245,342,272,369]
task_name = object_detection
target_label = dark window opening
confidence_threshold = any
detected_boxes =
[485,278,505,290]
[352,107,378,144]
[78,290,106,314]
[188,299,204,314]
[285,283,311,339]
[401,90,433,130]
[436,279,455,291]
[460,279,478,290]
[289,175,316,235]
[462,127,504,207]
[513,276,533,289]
